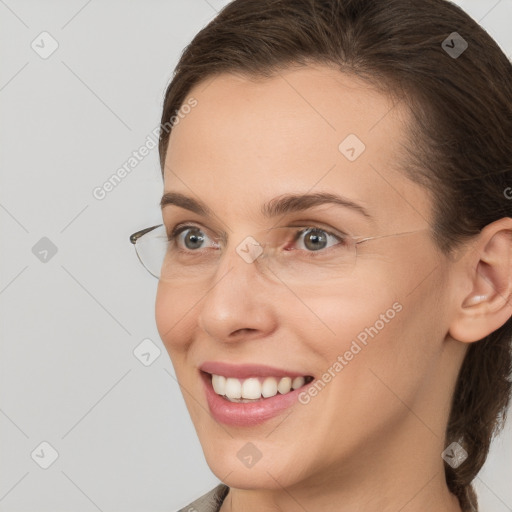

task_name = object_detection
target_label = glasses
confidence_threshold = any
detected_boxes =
[130,223,429,285]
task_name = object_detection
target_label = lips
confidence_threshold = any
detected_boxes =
[197,361,316,426]
[199,368,315,426]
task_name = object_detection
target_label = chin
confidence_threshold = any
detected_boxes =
[200,439,313,491]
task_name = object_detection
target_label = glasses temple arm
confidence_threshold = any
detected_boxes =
[129,224,163,244]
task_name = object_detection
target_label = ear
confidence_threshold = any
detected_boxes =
[449,217,512,343]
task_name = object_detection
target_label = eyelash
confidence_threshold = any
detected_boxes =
[167,223,348,258]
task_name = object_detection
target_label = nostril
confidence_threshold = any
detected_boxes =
[230,328,258,338]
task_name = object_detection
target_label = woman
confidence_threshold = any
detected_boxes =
[130,0,512,510]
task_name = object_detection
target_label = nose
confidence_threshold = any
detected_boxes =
[197,239,278,343]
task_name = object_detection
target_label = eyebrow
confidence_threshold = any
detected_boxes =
[160,191,372,219]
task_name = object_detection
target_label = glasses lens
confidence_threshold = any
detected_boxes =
[138,225,358,285]
[133,223,428,283]
[254,227,357,285]
[134,225,168,278]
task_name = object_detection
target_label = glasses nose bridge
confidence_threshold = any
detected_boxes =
[205,233,272,284]
[134,224,371,281]
[232,231,269,265]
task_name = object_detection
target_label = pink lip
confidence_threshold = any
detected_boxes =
[200,370,311,427]
[199,361,309,379]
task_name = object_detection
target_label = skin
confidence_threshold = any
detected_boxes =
[155,64,512,512]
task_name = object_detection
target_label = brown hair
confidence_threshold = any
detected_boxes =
[158,1,512,510]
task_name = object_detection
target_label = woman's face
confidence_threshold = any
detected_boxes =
[155,65,463,492]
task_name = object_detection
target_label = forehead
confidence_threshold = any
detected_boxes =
[164,64,431,231]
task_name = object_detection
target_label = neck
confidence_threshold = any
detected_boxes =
[219,416,463,512]
[220,471,462,512]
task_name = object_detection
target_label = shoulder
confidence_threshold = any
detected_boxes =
[176,483,230,512]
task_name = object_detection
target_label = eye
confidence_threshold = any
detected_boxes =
[169,224,218,251]
[167,224,347,255]
[291,227,345,253]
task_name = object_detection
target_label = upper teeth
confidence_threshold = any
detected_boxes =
[212,374,307,400]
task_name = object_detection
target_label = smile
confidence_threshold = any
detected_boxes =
[199,364,316,426]
[211,374,315,402]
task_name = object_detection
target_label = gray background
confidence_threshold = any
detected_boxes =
[0,1,511,510]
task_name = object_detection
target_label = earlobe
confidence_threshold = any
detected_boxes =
[448,218,512,344]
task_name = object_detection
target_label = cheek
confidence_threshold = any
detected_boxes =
[300,279,403,355]
[155,281,199,355]
[302,265,444,394]
[293,278,444,449]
